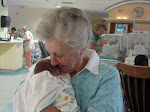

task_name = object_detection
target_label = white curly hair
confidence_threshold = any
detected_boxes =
[36,7,92,50]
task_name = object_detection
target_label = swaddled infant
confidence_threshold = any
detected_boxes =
[13,59,79,112]
[34,59,79,112]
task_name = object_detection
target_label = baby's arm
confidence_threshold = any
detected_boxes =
[34,59,61,76]
[42,106,60,112]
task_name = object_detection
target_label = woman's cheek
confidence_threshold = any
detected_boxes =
[58,57,68,65]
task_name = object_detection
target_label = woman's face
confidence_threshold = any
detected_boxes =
[45,39,83,73]
[11,30,16,34]
[96,28,106,36]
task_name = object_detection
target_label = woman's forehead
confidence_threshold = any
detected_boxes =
[45,39,71,53]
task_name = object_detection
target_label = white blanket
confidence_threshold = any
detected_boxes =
[13,71,78,112]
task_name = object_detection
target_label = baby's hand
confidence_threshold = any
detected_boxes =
[34,59,61,76]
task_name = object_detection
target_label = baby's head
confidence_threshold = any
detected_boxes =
[34,59,61,76]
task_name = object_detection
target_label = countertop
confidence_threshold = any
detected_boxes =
[0,40,23,43]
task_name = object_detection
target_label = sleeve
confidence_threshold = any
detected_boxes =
[23,31,33,40]
[87,68,123,112]
[5,100,13,112]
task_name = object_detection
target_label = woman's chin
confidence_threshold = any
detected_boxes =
[60,67,70,73]
[60,69,68,73]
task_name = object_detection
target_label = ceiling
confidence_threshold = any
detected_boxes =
[8,0,123,17]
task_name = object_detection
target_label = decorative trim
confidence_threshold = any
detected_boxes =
[134,7,144,17]
[104,18,150,24]
[105,21,150,24]
[105,0,150,12]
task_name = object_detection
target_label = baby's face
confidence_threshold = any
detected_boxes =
[48,65,61,76]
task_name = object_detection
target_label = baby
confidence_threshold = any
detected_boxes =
[13,59,79,112]
[34,59,61,75]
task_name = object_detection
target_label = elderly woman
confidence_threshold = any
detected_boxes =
[89,22,107,53]
[21,26,35,67]
[36,7,123,112]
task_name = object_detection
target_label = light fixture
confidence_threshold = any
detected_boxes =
[123,17,127,19]
[117,17,121,19]
[56,5,61,8]
[61,0,74,4]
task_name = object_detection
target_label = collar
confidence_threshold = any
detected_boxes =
[49,49,99,75]
[84,49,99,75]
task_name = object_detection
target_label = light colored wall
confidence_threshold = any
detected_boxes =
[86,10,108,29]
[8,8,50,37]
[8,8,107,37]
[108,3,150,31]
[109,3,150,19]
[0,3,8,38]
[135,24,150,30]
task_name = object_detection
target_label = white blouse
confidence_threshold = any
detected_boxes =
[23,31,35,52]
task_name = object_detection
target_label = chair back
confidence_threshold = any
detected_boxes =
[117,62,150,112]
[38,40,49,58]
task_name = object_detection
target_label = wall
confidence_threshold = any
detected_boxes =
[8,8,50,37]
[8,8,108,37]
[109,3,150,19]
[0,2,8,38]
[108,3,150,31]
[86,10,108,29]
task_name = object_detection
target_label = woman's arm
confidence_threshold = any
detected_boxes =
[23,40,30,42]
[87,68,123,112]
[89,42,102,50]
[23,40,30,45]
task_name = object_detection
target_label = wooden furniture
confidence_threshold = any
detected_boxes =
[125,56,150,67]
[117,62,150,112]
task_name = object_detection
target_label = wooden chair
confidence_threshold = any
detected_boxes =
[117,62,150,112]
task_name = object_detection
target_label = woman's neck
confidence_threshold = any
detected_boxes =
[93,31,98,37]
[95,33,99,37]
[70,56,89,78]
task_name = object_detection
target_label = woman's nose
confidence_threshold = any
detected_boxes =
[50,56,58,66]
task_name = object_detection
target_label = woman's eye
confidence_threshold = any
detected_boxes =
[58,55,63,58]
[56,53,63,57]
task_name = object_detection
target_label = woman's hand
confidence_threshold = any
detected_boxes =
[23,40,30,42]
[89,42,102,50]
[41,105,61,112]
